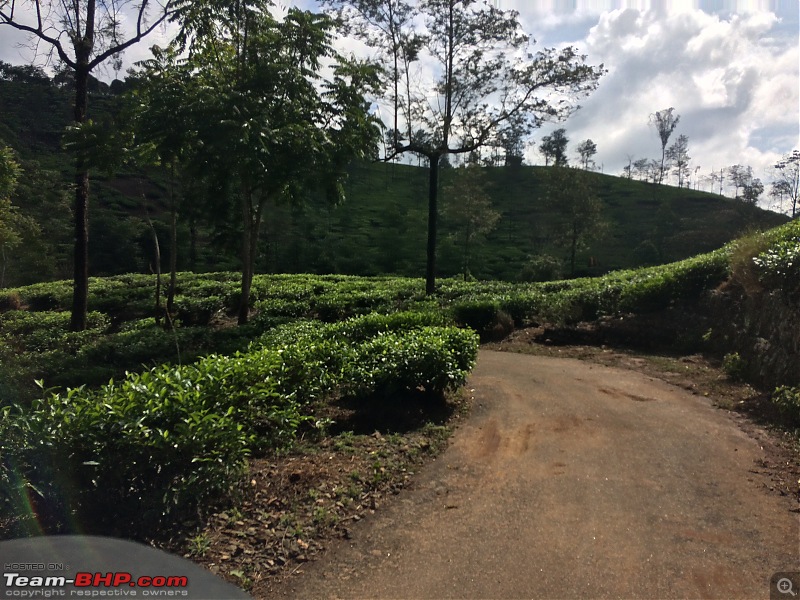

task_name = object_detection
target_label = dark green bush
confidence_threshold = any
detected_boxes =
[722,352,747,381]
[451,299,501,332]
[772,386,800,425]
[518,254,562,282]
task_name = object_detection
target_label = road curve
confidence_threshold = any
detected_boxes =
[267,350,799,599]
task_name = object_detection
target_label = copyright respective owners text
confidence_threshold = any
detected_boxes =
[772,572,800,600]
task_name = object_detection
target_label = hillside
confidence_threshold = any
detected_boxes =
[0,66,788,286]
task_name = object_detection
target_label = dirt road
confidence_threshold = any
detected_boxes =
[267,350,799,599]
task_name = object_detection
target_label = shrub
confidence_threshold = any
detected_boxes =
[772,386,800,425]
[350,327,478,397]
[518,255,562,282]
[722,352,747,381]
[451,299,501,332]
[752,237,800,297]
[728,231,770,294]
[0,291,21,312]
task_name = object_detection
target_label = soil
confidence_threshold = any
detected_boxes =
[170,329,800,598]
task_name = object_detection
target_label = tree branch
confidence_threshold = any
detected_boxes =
[0,4,76,68]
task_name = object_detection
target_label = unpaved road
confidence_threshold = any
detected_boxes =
[266,351,799,599]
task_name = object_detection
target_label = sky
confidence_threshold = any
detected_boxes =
[1,0,798,209]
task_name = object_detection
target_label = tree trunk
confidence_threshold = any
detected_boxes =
[1,245,6,288]
[189,218,198,271]
[146,213,162,324]
[462,221,471,282]
[167,164,177,314]
[238,190,266,325]
[570,222,578,276]
[70,64,90,332]
[425,154,441,295]
[238,197,254,326]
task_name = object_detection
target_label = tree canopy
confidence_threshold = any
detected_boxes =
[323,0,604,292]
[130,2,382,323]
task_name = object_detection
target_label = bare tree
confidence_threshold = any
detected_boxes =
[649,107,680,185]
[0,0,177,330]
[773,150,800,218]
[621,154,634,179]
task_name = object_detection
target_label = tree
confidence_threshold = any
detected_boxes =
[727,164,750,199]
[539,129,569,167]
[545,166,606,276]
[649,107,680,185]
[632,158,649,181]
[128,45,195,316]
[499,115,526,167]
[621,155,634,179]
[154,4,381,324]
[1,0,178,330]
[576,138,597,170]
[0,145,38,287]
[742,178,764,205]
[324,0,603,294]
[773,150,800,218]
[443,164,500,281]
[666,134,690,188]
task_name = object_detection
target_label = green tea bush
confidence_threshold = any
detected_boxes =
[497,293,541,326]
[772,386,800,425]
[451,298,501,332]
[0,291,21,312]
[517,254,562,282]
[753,237,800,296]
[2,340,339,534]
[349,327,478,397]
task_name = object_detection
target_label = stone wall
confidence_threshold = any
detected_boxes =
[707,286,800,389]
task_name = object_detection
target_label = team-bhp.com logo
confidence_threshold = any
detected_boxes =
[4,571,189,597]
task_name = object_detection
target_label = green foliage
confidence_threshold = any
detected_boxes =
[2,308,479,536]
[751,223,800,296]
[722,352,747,381]
[451,299,501,332]
[517,254,562,282]
[772,386,800,425]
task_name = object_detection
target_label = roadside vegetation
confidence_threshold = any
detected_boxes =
[1,219,797,542]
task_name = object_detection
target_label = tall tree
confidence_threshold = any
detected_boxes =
[128,45,194,316]
[545,166,605,277]
[499,115,526,167]
[727,164,750,199]
[442,164,500,281]
[741,177,764,205]
[158,4,381,324]
[575,138,597,170]
[324,0,603,293]
[666,133,690,187]
[0,0,177,330]
[539,128,569,167]
[773,150,800,218]
[649,107,680,185]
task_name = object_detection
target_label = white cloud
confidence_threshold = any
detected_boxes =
[530,4,799,194]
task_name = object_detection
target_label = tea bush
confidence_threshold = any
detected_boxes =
[772,386,800,425]
[1,311,479,536]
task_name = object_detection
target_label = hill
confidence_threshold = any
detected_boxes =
[0,64,788,286]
